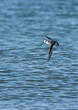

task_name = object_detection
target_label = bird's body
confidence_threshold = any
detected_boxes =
[44,36,59,60]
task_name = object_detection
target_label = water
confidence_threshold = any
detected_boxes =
[0,0,78,109]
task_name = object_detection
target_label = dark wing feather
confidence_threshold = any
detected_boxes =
[48,44,53,60]
[45,36,52,40]
[56,41,59,46]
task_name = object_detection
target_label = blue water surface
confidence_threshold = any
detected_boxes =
[0,0,78,110]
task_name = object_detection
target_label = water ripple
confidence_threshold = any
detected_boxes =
[0,0,78,109]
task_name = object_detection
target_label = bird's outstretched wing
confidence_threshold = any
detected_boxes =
[56,41,59,46]
[48,44,53,60]
[45,36,52,40]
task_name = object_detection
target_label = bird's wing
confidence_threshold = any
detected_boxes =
[56,41,59,46]
[48,44,53,60]
[45,36,52,40]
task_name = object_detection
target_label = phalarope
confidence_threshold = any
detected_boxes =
[44,36,59,60]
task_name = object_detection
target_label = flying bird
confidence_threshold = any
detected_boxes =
[44,36,59,60]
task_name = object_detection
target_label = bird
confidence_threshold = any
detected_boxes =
[43,36,59,60]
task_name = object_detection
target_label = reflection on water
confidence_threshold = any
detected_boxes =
[0,0,78,109]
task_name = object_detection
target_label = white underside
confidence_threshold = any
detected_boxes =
[44,40,50,45]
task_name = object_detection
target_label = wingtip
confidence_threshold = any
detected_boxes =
[57,42,59,46]
[48,58,50,61]
[44,35,48,38]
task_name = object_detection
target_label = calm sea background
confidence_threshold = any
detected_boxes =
[0,0,78,110]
